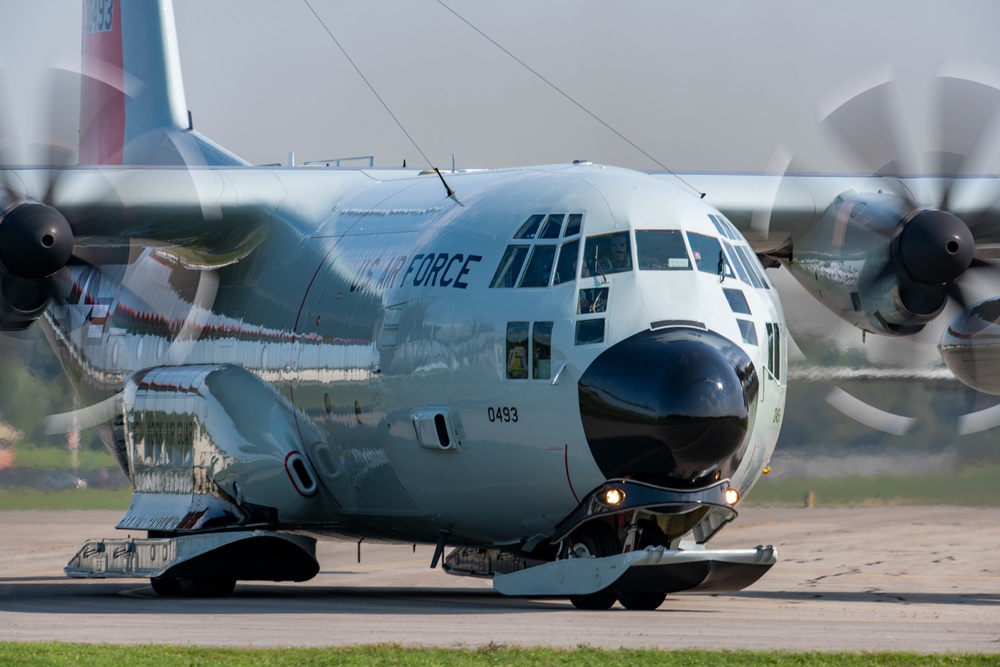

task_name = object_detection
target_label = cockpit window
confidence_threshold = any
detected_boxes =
[583,232,632,277]
[538,214,564,239]
[735,245,772,289]
[514,214,545,240]
[553,239,579,286]
[708,214,740,240]
[492,213,586,289]
[723,241,751,284]
[578,287,608,314]
[635,230,691,270]
[686,232,725,275]
[489,246,530,288]
[518,245,558,288]
[564,213,582,237]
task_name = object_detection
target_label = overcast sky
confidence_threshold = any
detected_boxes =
[3,0,1000,365]
[3,0,1000,173]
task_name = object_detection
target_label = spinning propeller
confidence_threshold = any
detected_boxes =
[773,62,1000,434]
[0,67,226,436]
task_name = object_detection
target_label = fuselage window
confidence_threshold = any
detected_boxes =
[564,213,582,237]
[553,239,580,286]
[538,214,564,239]
[635,229,692,270]
[583,232,632,277]
[490,245,530,288]
[578,287,608,314]
[532,321,553,379]
[506,321,530,379]
[514,214,546,239]
[737,319,758,346]
[686,232,726,276]
[575,318,606,346]
[519,245,558,288]
[723,288,751,314]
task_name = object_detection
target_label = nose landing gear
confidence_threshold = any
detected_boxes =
[565,519,669,611]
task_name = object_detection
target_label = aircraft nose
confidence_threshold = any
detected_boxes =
[578,327,759,485]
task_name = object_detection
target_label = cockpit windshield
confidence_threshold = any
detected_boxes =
[635,230,691,270]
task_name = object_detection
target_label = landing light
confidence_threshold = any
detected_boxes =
[725,488,740,505]
[603,488,625,506]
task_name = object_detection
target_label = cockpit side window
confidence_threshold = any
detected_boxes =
[538,214,564,239]
[563,213,582,237]
[514,214,545,240]
[518,245,558,288]
[489,246,530,288]
[635,230,691,270]
[492,213,586,289]
[553,239,580,286]
[583,232,632,277]
[686,232,725,275]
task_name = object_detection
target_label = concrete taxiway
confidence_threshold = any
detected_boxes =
[0,506,998,652]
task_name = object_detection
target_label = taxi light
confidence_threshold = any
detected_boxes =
[603,488,625,506]
[724,488,740,505]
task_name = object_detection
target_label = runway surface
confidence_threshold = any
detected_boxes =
[1,506,998,652]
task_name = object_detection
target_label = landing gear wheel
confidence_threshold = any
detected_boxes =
[618,519,668,610]
[567,521,620,611]
[149,576,181,597]
[618,591,667,610]
[178,577,237,598]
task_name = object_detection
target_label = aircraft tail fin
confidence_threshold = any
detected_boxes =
[79,0,246,166]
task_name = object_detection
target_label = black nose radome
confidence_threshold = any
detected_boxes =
[578,327,758,486]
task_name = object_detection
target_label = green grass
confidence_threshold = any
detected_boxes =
[0,487,131,510]
[0,644,995,666]
[744,465,1000,508]
[7,445,119,471]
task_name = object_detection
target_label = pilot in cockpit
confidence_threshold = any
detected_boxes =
[583,232,632,277]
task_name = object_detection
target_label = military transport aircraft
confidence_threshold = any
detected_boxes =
[1,1,998,610]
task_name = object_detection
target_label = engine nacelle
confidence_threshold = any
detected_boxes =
[939,298,1000,395]
[786,192,973,336]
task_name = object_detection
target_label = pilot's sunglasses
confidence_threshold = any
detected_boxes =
[611,239,627,247]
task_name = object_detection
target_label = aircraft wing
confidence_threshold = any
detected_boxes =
[651,172,1000,257]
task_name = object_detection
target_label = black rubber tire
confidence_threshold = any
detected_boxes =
[570,591,618,610]
[149,576,182,597]
[618,591,667,610]
[178,577,237,598]
[568,521,620,611]
[618,519,668,610]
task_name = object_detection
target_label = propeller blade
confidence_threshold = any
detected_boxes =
[817,67,919,209]
[933,63,1000,211]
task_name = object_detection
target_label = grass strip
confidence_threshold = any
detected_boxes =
[6,445,119,471]
[0,643,996,667]
[0,487,131,511]
[744,465,1000,508]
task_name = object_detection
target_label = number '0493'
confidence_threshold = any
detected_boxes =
[487,406,518,423]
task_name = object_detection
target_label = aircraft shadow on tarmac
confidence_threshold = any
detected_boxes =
[1,579,997,613]
[732,590,1000,606]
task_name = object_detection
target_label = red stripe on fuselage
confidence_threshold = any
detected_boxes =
[79,0,124,165]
